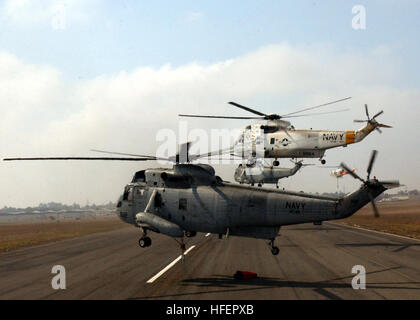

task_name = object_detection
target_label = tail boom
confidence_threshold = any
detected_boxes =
[334,182,388,220]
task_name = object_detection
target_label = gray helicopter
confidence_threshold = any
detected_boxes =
[234,159,312,187]
[4,148,398,256]
[121,150,399,256]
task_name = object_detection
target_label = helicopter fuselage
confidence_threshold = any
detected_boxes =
[116,164,386,240]
[234,121,377,160]
[234,162,302,184]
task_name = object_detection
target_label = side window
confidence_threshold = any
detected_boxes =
[123,187,129,200]
[155,193,163,208]
[179,198,187,211]
[270,137,275,144]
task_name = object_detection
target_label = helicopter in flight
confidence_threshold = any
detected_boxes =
[179,98,392,165]
[233,159,312,188]
[3,147,399,256]
[322,165,357,190]
[330,167,356,178]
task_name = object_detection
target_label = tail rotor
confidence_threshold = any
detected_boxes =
[340,150,383,218]
[353,104,392,134]
[366,149,377,180]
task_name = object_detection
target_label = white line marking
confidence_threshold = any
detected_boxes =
[205,233,211,237]
[328,222,420,243]
[146,245,196,283]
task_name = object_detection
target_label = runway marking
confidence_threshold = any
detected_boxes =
[146,245,196,284]
[328,222,420,243]
[205,233,211,237]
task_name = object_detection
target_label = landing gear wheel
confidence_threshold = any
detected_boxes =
[139,236,151,248]
[145,237,152,247]
[258,183,262,187]
[273,160,280,167]
[185,231,197,238]
[269,239,279,255]
[321,159,326,165]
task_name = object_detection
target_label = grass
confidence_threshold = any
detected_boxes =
[337,200,420,240]
[0,217,128,253]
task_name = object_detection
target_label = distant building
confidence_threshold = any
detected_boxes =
[379,195,410,202]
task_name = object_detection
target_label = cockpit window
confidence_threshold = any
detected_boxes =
[123,186,133,201]
[122,187,129,200]
[132,170,146,183]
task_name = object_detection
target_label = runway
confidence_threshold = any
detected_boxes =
[1,222,420,300]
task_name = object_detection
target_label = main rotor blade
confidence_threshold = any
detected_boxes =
[282,109,350,119]
[281,97,351,117]
[368,192,380,218]
[178,114,263,120]
[377,123,392,128]
[3,157,154,161]
[189,146,235,161]
[228,102,267,117]
[91,149,158,158]
[372,110,384,119]
[354,119,368,123]
[91,149,169,161]
[365,104,370,120]
[367,150,378,180]
[340,162,365,183]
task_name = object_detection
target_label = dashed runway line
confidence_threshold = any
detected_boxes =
[146,245,196,283]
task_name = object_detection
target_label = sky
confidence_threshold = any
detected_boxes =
[0,0,419,207]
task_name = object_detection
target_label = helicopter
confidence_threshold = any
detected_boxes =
[179,98,392,165]
[330,167,356,178]
[233,159,312,188]
[3,148,399,256]
[318,165,357,190]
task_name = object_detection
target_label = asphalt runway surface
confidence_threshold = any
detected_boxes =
[1,222,420,300]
